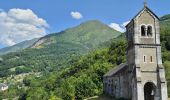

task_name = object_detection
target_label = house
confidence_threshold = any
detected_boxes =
[0,83,8,91]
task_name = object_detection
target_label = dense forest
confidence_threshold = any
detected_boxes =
[0,39,127,100]
[0,14,170,99]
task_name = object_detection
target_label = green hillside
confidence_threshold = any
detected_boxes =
[0,38,38,56]
[0,39,126,100]
[160,14,170,26]
[0,20,121,77]
[160,14,170,51]
[32,20,121,49]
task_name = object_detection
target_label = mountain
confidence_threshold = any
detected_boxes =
[0,20,121,56]
[0,20,122,77]
[160,14,170,24]
[0,38,39,56]
[160,14,170,35]
[160,14,170,50]
[160,14,170,30]
[31,20,121,49]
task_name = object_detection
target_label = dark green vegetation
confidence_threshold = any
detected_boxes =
[0,14,170,100]
[160,14,170,96]
[0,20,121,77]
[160,14,170,51]
[0,39,126,100]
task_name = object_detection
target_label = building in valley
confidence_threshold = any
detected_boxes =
[0,83,8,91]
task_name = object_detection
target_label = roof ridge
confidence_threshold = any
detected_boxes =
[103,63,127,77]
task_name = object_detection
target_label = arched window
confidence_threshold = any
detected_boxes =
[141,25,146,36]
[147,26,152,37]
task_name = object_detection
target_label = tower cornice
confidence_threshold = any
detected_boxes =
[134,43,161,46]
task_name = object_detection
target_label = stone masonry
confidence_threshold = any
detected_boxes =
[103,5,168,100]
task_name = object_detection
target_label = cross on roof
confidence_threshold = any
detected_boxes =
[144,0,147,7]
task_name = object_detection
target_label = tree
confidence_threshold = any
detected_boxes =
[75,75,97,100]
[26,87,49,100]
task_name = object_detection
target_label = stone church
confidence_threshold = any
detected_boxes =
[103,4,168,100]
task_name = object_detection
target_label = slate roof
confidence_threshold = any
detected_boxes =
[103,63,128,77]
[0,83,8,88]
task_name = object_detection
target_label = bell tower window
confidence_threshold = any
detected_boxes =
[147,26,152,37]
[141,25,146,36]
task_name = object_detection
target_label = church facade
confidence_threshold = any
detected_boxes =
[103,5,168,100]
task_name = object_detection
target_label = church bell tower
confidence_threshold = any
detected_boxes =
[126,4,168,100]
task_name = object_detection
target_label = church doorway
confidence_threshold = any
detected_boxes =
[144,82,156,100]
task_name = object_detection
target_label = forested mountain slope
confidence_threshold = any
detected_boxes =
[0,38,127,100]
[0,20,121,77]
[0,38,38,56]
[32,20,121,49]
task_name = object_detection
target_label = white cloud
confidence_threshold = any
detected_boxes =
[70,11,83,20]
[0,8,49,46]
[122,21,130,27]
[109,21,130,33]
[109,23,125,33]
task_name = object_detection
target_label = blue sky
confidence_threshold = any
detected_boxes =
[0,0,170,48]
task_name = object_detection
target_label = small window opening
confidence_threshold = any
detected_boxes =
[147,26,152,37]
[150,56,153,62]
[144,56,146,63]
[141,25,146,36]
